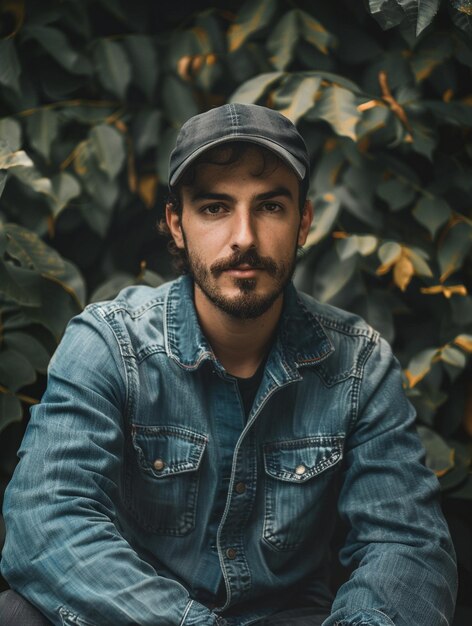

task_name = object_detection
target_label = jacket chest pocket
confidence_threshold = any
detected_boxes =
[124,425,207,535]
[262,435,344,551]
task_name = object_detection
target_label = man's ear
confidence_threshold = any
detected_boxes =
[297,200,314,247]
[166,203,185,249]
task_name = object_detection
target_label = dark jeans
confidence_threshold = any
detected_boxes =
[0,589,330,625]
[0,590,52,625]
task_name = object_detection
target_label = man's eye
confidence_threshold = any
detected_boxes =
[261,202,282,212]
[202,204,225,215]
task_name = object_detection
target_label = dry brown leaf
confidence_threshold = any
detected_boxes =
[177,56,192,81]
[138,174,158,209]
[421,285,468,298]
[454,335,472,352]
[393,253,414,291]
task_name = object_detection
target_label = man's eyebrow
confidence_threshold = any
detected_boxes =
[189,186,294,202]
[190,191,234,202]
[255,186,294,201]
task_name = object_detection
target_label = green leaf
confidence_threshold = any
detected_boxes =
[23,25,88,74]
[0,151,34,169]
[132,109,162,157]
[267,10,299,70]
[438,222,472,280]
[304,191,341,247]
[367,0,405,30]
[89,272,135,303]
[22,275,83,340]
[0,118,21,152]
[93,39,131,99]
[79,200,115,238]
[161,75,199,127]
[405,347,438,387]
[123,35,159,101]
[0,171,7,198]
[413,196,451,237]
[0,40,21,94]
[0,392,22,433]
[336,235,378,260]
[450,3,472,37]
[410,32,453,81]
[26,109,59,161]
[277,75,321,123]
[4,331,51,373]
[417,0,441,35]
[228,0,277,52]
[440,345,467,369]
[417,426,454,476]
[298,10,334,55]
[378,241,402,266]
[0,260,42,306]
[311,144,345,195]
[90,124,125,179]
[356,105,391,140]
[408,247,433,277]
[230,72,284,105]
[424,101,472,127]
[377,178,416,211]
[0,349,36,392]
[3,223,85,307]
[311,85,360,141]
[311,248,357,303]
[48,172,81,218]
[409,120,436,161]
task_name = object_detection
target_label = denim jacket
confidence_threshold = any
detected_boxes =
[1,276,457,626]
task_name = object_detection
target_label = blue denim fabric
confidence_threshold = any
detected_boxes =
[1,276,457,626]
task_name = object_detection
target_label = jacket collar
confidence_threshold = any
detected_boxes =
[164,275,334,374]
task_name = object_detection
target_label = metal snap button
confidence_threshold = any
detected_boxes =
[153,458,165,471]
[295,464,306,476]
[235,482,246,494]
[226,547,237,560]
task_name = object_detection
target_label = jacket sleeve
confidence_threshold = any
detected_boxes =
[1,307,220,626]
[322,336,457,626]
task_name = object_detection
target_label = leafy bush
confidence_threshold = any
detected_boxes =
[1,0,471,601]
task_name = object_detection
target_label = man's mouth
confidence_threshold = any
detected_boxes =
[224,265,262,277]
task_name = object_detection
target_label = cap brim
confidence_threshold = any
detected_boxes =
[169,135,307,188]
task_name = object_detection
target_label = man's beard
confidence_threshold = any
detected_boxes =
[183,240,297,320]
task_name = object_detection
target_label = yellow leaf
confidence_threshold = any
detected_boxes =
[421,284,468,298]
[393,254,414,291]
[454,335,472,352]
[177,56,192,81]
[138,174,158,209]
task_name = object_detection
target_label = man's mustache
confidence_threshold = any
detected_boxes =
[210,249,278,277]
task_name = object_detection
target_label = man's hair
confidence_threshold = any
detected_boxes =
[158,141,308,274]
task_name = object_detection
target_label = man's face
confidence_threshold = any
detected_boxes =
[167,146,313,320]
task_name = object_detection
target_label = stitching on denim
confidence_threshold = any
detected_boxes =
[348,332,378,434]
[179,600,193,626]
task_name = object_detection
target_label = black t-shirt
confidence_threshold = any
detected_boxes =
[235,357,266,418]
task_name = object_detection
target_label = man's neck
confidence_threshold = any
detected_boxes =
[194,286,283,378]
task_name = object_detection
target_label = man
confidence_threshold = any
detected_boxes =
[1,104,457,626]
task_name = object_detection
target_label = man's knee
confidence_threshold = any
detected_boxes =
[0,590,52,626]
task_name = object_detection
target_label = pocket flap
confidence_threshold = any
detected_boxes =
[263,435,343,483]
[131,425,207,478]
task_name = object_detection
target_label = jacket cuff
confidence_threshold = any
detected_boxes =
[180,600,223,626]
[331,608,395,626]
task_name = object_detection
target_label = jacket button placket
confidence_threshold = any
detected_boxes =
[218,434,256,604]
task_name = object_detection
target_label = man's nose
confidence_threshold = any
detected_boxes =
[230,210,257,252]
